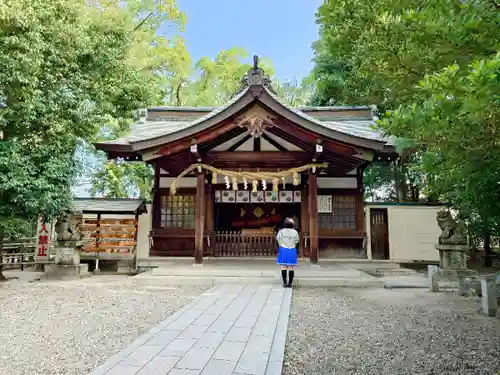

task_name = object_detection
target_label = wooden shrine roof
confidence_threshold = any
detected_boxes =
[94,56,395,161]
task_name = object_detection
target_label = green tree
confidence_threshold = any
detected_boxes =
[380,54,500,263]
[312,0,499,109]
[311,0,500,204]
[90,40,313,198]
[0,0,183,278]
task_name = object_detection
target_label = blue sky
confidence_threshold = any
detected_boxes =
[176,0,323,81]
[75,1,322,197]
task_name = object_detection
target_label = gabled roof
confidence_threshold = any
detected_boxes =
[94,57,394,158]
[72,198,147,215]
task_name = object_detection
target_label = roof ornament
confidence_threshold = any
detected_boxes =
[233,55,277,96]
[253,55,259,69]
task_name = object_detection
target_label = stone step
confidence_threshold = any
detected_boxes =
[149,267,369,278]
[132,274,384,288]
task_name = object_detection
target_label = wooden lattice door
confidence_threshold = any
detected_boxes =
[370,208,389,260]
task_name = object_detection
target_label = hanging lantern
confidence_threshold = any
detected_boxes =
[212,172,217,184]
[243,178,248,190]
[272,178,279,192]
[232,177,238,191]
[252,180,258,193]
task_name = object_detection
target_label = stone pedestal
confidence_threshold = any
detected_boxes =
[436,244,469,270]
[428,244,479,293]
[41,241,89,280]
[43,263,89,279]
[55,245,81,266]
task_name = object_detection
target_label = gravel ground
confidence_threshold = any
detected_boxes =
[284,288,500,375]
[0,274,208,375]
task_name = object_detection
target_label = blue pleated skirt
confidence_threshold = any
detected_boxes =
[276,246,298,266]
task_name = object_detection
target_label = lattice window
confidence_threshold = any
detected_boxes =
[332,195,356,229]
[317,195,357,230]
[161,195,196,229]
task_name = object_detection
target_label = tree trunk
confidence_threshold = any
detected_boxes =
[392,160,408,202]
[0,227,6,281]
[483,232,492,267]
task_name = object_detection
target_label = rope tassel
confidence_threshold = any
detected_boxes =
[169,162,328,195]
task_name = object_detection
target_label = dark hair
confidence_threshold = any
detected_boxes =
[284,217,295,229]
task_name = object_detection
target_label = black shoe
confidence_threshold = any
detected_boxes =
[286,283,293,288]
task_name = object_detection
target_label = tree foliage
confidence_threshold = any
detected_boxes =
[312,0,499,109]
[312,0,500,207]
[0,0,182,279]
[90,33,312,199]
[380,54,500,230]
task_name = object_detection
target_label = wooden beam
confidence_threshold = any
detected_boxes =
[308,171,318,264]
[201,127,247,153]
[156,120,237,157]
[253,136,261,151]
[272,116,358,156]
[268,127,360,172]
[262,133,287,151]
[206,151,311,168]
[194,171,205,264]
[228,134,252,151]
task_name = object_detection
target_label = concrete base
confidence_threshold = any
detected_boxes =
[41,263,90,280]
[33,264,45,272]
[440,268,478,282]
[117,260,135,275]
[133,260,384,288]
[428,265,479,293]
[137,257,401,271]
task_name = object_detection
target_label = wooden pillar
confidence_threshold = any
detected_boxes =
[357,166,367,258]
[205,182,214,256]
[194,171,206,264]
[308,171,318,264]
[356,167,366,232]
[152,163,161,229]
[300,186,309,258]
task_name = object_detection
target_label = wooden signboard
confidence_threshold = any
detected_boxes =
[317,195,332,213]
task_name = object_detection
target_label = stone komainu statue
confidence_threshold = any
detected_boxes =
[55,212,83,242]
[436,210,467,245]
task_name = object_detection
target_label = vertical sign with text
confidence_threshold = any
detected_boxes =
[35,217,52,261]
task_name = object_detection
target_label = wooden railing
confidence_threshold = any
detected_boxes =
[214,231,277,257]
[1,238,39,270]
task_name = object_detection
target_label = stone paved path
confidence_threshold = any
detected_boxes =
[89,284,292,375]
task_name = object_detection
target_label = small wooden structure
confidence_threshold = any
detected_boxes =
[73,198,147,262]
[94,56,396,263]
[1,238,38,270]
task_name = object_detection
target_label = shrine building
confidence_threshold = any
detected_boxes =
[94,57,397,264]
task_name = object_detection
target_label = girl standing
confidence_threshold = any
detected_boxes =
[276,217,299,287]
